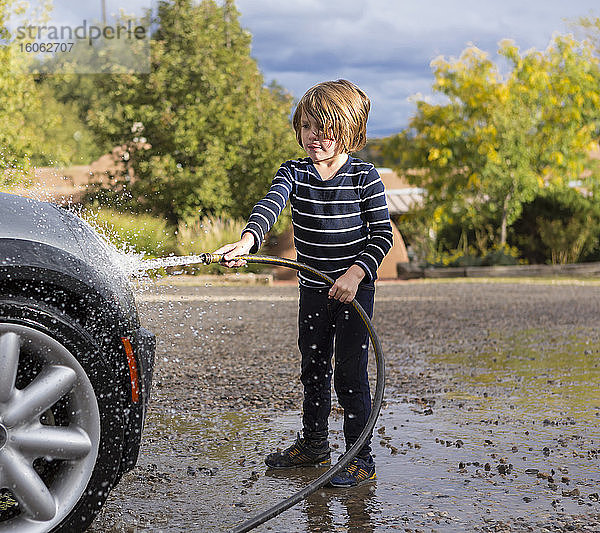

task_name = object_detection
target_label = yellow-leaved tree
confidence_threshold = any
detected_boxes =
[384,33,600,258]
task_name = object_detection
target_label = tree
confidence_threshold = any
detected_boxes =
[64,0,300,225]
[0,0,40,183]
[384,35,600,254]
[0,0,102,176]
[574,15,600,56]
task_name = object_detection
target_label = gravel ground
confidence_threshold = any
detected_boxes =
[137,279,600,411]
[90,278,600,532]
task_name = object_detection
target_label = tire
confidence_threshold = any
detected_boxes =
[0,298,125,533]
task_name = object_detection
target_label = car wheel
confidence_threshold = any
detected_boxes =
[0,298,124,533]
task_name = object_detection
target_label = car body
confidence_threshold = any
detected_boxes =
[0,192,155,532]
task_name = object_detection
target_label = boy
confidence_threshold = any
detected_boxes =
[215,79,393,487]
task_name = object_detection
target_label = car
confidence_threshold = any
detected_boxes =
[0,192,155,532]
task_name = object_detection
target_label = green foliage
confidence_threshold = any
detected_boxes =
[510,186,600,265]
[383,33,600,254]
[392,211,433,264]
[25,84,104,167]
[30,12,151,75]
[82,207,175,257]
[480,245,521,266]
[537,218,588,265]
[2,0,300,211]
[67,0,301,225]
[426,220,521,267]
[82,209,269,275]
[0,0,39,183]
[31,9,150,163]
[0,1,106,173]
[426,247,521,268]
[426,246,482,268]
[177,216,244,256]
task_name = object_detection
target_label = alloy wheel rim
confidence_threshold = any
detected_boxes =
[0,324,101,532]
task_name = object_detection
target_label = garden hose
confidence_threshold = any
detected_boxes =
[147,253,385,533]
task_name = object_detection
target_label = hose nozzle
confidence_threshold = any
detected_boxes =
[199,253,224,265]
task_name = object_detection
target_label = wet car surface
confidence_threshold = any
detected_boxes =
[0,192,155,532]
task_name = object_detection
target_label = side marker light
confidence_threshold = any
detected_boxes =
[121,337,140,403]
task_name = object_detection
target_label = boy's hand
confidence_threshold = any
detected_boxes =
[328,264,366,303]
[214,233,255,268]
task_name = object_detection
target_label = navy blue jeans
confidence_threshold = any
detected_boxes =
[298,284,375,459]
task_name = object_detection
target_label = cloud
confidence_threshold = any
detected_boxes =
[42,0,152,27]
[236,0,599,136]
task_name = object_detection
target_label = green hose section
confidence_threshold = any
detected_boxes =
[197,254,386,533]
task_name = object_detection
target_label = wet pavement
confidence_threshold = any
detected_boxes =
[90,279,600,532]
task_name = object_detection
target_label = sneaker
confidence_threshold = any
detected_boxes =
[265,433,331,469]
[329,456,376,487]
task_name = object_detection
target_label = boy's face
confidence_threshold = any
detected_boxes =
[300,111,340,162]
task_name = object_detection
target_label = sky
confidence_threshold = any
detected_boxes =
[234,0,599,137]
[23,0,600,137]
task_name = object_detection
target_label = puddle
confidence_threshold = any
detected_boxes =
[92,401,600,531]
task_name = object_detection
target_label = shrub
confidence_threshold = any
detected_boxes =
[510,187,600,264]
[426,244,520,268]
[82,208,175,258]
[426,247,482,268]
[480,245,520,266]
[537,217,591,265]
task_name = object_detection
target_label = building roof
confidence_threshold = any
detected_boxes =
[378,167,424,215]
[385,187,424,215]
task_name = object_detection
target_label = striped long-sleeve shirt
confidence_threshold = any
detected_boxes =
[242,156,394,288]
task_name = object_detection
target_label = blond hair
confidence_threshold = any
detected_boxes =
[292,79,370,153]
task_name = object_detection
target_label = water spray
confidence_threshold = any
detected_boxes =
[143,253,385,533]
